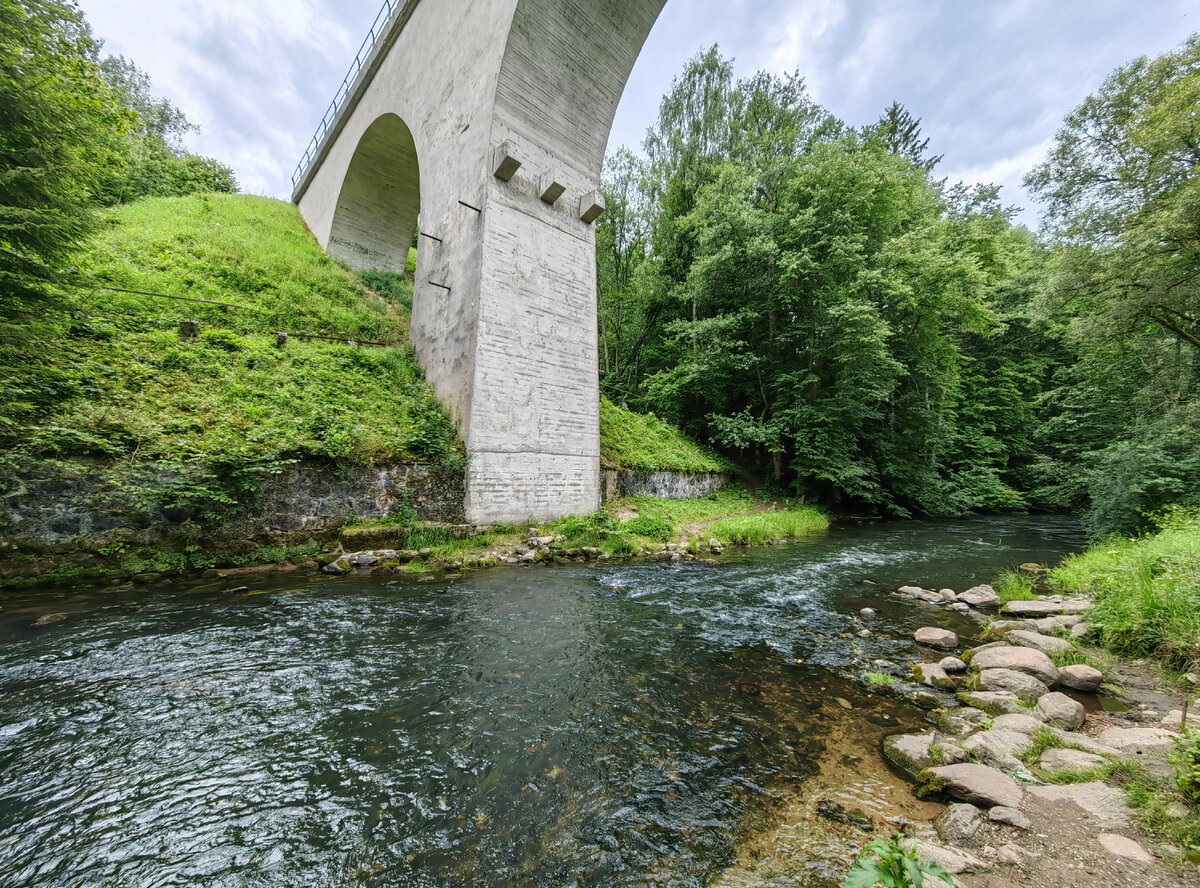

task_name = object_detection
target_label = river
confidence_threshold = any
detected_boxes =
[0,515,1085,887]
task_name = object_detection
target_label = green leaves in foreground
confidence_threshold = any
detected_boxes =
[844,835,953,888]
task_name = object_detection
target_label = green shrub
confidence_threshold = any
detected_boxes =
[843,835,951,888]
[1171,730,1200,805]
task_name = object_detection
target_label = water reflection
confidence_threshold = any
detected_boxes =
[0,515,1084,887]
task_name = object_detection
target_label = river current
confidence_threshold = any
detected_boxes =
[0,515,1084,887]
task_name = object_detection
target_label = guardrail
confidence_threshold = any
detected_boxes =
[291,0,402,192]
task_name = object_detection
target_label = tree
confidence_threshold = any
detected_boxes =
[0,0,131,325]
[867,101,943,173]
[99,54,237,201]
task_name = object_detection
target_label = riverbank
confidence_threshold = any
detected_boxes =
[809,517,1200,887]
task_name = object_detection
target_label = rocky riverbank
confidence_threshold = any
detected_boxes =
[865,578,1198,887]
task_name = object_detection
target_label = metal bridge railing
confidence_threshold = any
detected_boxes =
[291,0,401,193]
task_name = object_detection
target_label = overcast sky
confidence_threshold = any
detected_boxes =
[80,0,1197,229]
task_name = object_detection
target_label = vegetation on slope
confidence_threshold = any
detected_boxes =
[1051,508,1200,674]
[0,194,460,473]
[600,398,733,473]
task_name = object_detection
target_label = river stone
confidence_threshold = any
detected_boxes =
[1058,663,1104,692]
[987,619,1038,635]
[906,840,991,876]
[1035,692,1086,729]
[956,691,1026,715]
[935,803,982,844]
[884,732,944,776]
[988,806,1032,830]
[1001,598,1092,616]
[1096,833,1155,863]
[1096,727,1174,771]
[937,741,971,765]
[949,602,971,614]
[939,588,958,601]
[1069,621,1093,640]
[969,645,1060,687]
[321,559,348,575]
[991,712,1045,734]
[962,730,1034,775]
[958,584,999,608]
[938,707,991,736]
[1026,781,1130,828]
[915,627,959,649]
[924,763,1024,809]
[1035,614,1083,634]
[1040,747,1106,773]
[859,607,877,621]
[900,585,946,604]
[914,662,956,689]
[940,656,968,673]
[978,667,1051,701]
[1004,629,1073,656]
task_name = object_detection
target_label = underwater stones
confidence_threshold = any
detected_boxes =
[1034,692,1086,729]
[969,645,1060,687]
[915,627,959,649]
[1058,664,1104,692]
[924,763,1024,809]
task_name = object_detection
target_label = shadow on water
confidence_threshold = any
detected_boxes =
[0,515,1084,887]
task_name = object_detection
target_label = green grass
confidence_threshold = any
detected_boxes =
[864,671,896,687]
[0,194,459,468]
[994,569,1038,602]
[600,398,734,474]
[707,508,828,545]
[1051,507,1200,673]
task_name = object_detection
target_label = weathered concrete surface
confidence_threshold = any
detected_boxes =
[295,0,668,523]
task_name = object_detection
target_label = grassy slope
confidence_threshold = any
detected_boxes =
[0,194,459,466]
[600,398,733,474]
[1051,508,1200,673]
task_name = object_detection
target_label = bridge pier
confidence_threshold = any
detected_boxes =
[294,0,666,524]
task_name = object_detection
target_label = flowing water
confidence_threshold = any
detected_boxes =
[0,515,1085,888]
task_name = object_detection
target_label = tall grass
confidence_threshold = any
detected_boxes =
[599,399,733,474]
[707,507,828,545]
[993,570,1038,602]
[1052,508,1200,672]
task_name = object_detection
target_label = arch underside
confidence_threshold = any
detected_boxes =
[328,113,420,273]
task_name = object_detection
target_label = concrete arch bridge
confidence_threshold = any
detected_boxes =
[293,0,667,524]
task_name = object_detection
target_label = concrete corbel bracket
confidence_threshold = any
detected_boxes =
[492,141,521,181]
[538,172,566,205]
[578,190,606,224]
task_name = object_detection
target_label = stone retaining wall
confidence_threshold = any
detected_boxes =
[0,457,465,554]
[599,469,729,504]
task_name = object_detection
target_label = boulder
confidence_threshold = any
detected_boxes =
[915,627,959,649]
[978,667,1051,701]
[914,662,956,689]
[884,732,944,776]
[859,607,877,621]
[1058,663,1103,692]
[935,803,982,844]
[956,691,1026,715]
[958,584,1000,608]
[939,588,959,601]
[1004,629,1073,656]
[1095,726,1175,771]
[969,645,1060,687]
[962,730,1034,775]
[1034,691,1086,729]
[938,707,991,736]
[988,806,1031,830]
[939,656,968,674]
[900,585,947,604]
[1069,621,1093,640]
[990,712,1045,734]
[924,763,1024,809]
[1001,598,1092,616]
[1040,747,1107,773]
[1026,781,1130,829]
[987,619,1039,635]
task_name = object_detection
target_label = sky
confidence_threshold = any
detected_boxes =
[80,0,1197,229]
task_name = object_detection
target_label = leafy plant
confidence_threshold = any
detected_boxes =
[1170,729,1200,805]
[843,835,953,888]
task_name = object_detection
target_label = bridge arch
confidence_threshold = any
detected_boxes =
[327,112,420,273]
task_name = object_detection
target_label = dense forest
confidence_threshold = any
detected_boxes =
[595,42,1200,537]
